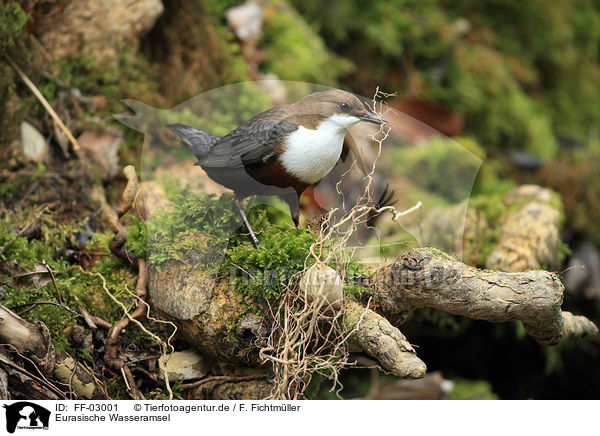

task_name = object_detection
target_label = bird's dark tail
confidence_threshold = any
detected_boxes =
[167,123,220,161]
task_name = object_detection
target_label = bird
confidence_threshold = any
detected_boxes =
[167,89,386,248]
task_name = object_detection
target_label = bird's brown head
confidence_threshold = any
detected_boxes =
[290,90,387,129]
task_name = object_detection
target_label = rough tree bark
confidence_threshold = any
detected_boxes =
[486,185,562,272]
[370,250,598,345]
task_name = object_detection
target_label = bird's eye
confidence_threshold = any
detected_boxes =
[339,102,350,111]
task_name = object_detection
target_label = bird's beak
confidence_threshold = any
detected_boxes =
[360,112,387,125]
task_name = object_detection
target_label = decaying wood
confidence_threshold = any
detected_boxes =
[486,185,561,272]
[0,305,106,399]
[370,249,598,345]
[149,261,260,364]
[4,170,576,400]
[344,301,425,379]
[0,306,48,359]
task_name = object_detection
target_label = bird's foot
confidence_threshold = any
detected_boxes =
[249,230,261,249]
[235,197,261,249]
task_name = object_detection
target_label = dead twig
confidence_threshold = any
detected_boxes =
[43,261,63,304]
[0,351,66,399]
[11,301,80,317]
[6,55,80,151]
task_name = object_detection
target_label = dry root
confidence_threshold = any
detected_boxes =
[344,301,426,379]
[486,185,562,272]
[101,165,174,399]
[371,249,599,345]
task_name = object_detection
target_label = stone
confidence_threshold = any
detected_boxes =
[35,0,164,62]
[20,122,48,163]
[158,350,208,382]
[226,2,264,41]
[300,262,344,310]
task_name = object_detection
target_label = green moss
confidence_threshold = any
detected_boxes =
[260,1,353,85]
[0,207,157,374]
[418,247,457,261]
[0,2,28,55]
[147,191,372,307]
[105,374,129,400]
[224,216,317,301]
[448,378,498,400]
[0,209,75,271]
[437,43,558,159]
[148,192,238,269]
[147,379,184,400]
[291,0,600,156]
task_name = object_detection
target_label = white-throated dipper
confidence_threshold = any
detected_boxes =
[167,89,386,248]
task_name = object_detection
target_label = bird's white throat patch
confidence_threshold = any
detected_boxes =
[280,114,360,184]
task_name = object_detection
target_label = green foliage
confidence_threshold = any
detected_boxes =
[290,0,600,157]
[437,43,557,159]
[0,210,74,271]
[260,1,353,85]
[147,192,372,304]
[147,191,316,300]
[451,0,600,143]
[0,1,29,55]
[225,215,317,300]
[448,378,498,400]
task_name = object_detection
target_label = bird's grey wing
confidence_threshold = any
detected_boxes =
[166,123,220,160]
[200,119,299,168]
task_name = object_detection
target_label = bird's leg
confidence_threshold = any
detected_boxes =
[234,197,260,249]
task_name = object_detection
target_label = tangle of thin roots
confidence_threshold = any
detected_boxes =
[103,165,175,400]
[260,89,419,399]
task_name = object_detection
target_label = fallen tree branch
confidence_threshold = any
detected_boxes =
[344,301,426,379]
[370,249,599,345]
[486,185,561,272]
